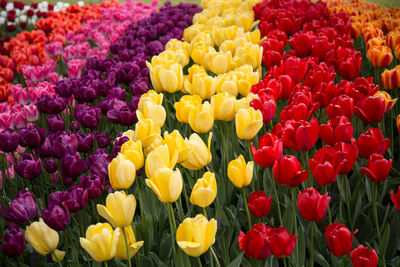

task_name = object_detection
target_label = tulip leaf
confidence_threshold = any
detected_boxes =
[386,217,400,259]
[226,251,244,267]
[314,251,330,267]
[149,252,169,267]
[379,223,390,261]
[297,226,305,267]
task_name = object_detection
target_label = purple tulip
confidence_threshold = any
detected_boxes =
[41,204,70,231]
[68,186,89,212]
[74,104,101,129]
[47,114,65,132]
[73,85,97,103]
[18,126,46,148]
[51,131,79,158]
[44,158,58,173]
[76,132,94,153]
[80,174,105,199]
[95,131,110,148]
[86,149,111,178]
[106,86,126,100]
[106,100,136,126]
[0,128,19,152]
[112,136,129,157]
[14,154,42,180]
[2,224,25,258]
[3,190,38,225]
[55,79,73,98]
[60,152,85,179]
[70,121,80,131]
[36,94,67,114]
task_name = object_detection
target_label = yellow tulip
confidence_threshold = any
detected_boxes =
[115,226,144,260]
[235,12,255,32]
[146,59,183,93]
[235,93,259,111]
[233,42,262,69]
[136,101,166,128]
[80,223,120,262]
[191,31,214,48]
[211,92,237,121]
[214,73,239,97]
[108,153,136,190]
[235,107,263,140]
[184,73,215,100]
[211,26,243,47]
[145,167,183,203]
[183,24,207,43]
[138,90,163,113]
[219,40,236,55]
[235,65,260,96]
[145,144,178,179]
[166,39,191,55]
[133,117,161,149]
[25,218,65,262]
[97,191,136,228]
[164,130,191,163]
[121,129,135,141]
[143,133,164,156]
[227,155,253,188]
[160,49,190,67]
[204,51,232,75]
[176,214,217,257]
[174,95,202,123]
[120,140,143,170]
[191,42,216,66]
[188,101,214,133]
[181,133,212,170]
[190,172,217,208]
[182,65,207,94]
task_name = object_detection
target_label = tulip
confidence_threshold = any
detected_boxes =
[41,204,70,231]
[238,222,272,260]
[319,116,354,146]
[235,107,263,140]
[326,94,354,120]
[250,97,276,125]
[95,131,111,148]
[309,146,344,186]
[176,214,217,257]
[3,190,37,225]
[357,128,390,159]
[181,133,212,170]
[137,101,166,128]
[251,133,283,168]
[97,191,136,228]
[174,95,202,123]
[163,130,191,164]
[108,153,136,190]
[60,152,85,179]
[190,172,217,208]
[248,191,273,218]
[120,140,143,170]
[228,155,254,188]
[115,226,144,260]
[297,187,330,221]
[350,245,378,267]
[76,132,94,153]
[67,186,89,212]
[381,65,400,90]
[290,31,315,57]
[138,90,164,112]
[0,128,19,152]
[334,141,359,175]
[147,59,183,93]
[273,155,309,187]
[145,144,178,179]
[361,153,392,183]
[233,43,262,69]
[354,96,386,124]
[132,117,161,149]
[47,114,65,132]
[325,223,357,257]
[366,46,393,67]
[211,92,237,121]
[2,224,25,258]
[188,101,214,133]
[14,154,42,180]
[80,174,105,199]
[374,91,397,112]
[266,227,297,258]
[184,72,215,99]
[25,218,65,262]
[80,223,120,262]
[335,47,361,81]
[204,51,232,75]
[145,167,183,203]
[18,126,45,148]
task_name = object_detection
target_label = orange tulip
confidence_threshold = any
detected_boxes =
[381,65,400,90]
[366,46,393,67]
[373,91,397,112]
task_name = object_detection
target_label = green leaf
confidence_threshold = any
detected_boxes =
[226,251,244,267]
[314,251,330,267]
[379,224,390,260]
[297,226,305,267]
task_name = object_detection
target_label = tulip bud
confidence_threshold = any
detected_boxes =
[0,128,19,152]
[184,72,215,99]
[14,154,42,180]
[147,59,183,93]
[44,158,58,173]
[381,65,400,90]
[273,155,309,187]
[163,130,191,163]
[204,51,232,75]
[3,190,37,225]
[235,107,263,140]
[188,101,214,133]
[248,191,273,218]
[227,155,253,188]
[360,153,392,183]
[266,227,297,258]
[181,133,212,170]
[211,92,237,121]
[47,114,65,132]
[146,167,183,203]
[325,223,357,257]
[174,95,202,123]
[97,191,136,228]
[120,140,144,170]
[238,222,272,260]
[297,187,330,221]
[190,172,217,208]
[350,245,378,267]
[2,224,25,258]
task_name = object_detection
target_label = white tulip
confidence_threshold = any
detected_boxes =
[19,15,27,23]
[0,17,5,25]
[77,1,84,7]
[15,10,21,17]
[0,11,6,17]
[5,3,13,11]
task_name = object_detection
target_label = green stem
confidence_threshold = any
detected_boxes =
[210,247,221,267]
[310,222,315,267]
[169,203,177,232]
[64,228,80,267]
[203,207,207,219]
[283,258,288,267]
[323,185,332,224]
[372,182,381,243]
[271,168,282,225]
[51,251,63,267]
[104,261,108,267]
[197,257,202,267]
[136,178,144,218]
[78,212,84,237]
[122,227,132,267]
[291,188,298,264]
[341,257,345,267]
[167,203,178,264]
[241,188,252,230]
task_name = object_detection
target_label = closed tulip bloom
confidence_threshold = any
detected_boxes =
[120,140,143,170]
[190,172,217,208]
[366,46,393,67]
[381,65,400,90]
[115,226,144,260]
[25,219,65,261]
[145,167,183,203]
[108,153,136,190]
[145,144,178,179]
[176,214,217,257]
[334,141,359,175]
[184,72,215,99]
[147,59,183,93]
[138,90,164,112]
[204,51,232,74]
[133,118,161,149]
[97,191,136,228]
[361,153,392,183]
[4,190,38,225]
[233,43,262,69]
[350,245,378,267]
[213,73,240,97]
[0,128,19,152]
[181,133,212,170]
[174,95,203,123]
[357,128,390,159]
[309,146,344,186]
[297,187,330,221]
[2,225,25,258]
[266,227,297,258]
[137,102,166,128]
[211,92,237,121]
[248,191,273,218]
[41,204,70,231]
[251,133,283,168]
[188,101,214,133]
[326,94,354,120]
[273,155,309,187]
[228,155,254,188]
[80,223,120,262]
[238,222,272,260]
[164,130,191,163]
[325,223,357,257]
[354,96,386,124]
[319,116,354,146]
[235,107,263,140]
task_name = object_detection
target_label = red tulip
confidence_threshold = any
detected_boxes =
[266,227,297,258]
[250,98,276,124]
[268,29,288,45]
[350,245,378,267]
[326,94,354,120]
[303,62,336,91]
[251,78,282,101]
[238,223,272,260]
[325,223,357,257]
[278,75,295,100]
[390,186,400,211]
[248,191,273,218]
[348,77,379,102]
[354,96,386,125]
[280,56,309,84]
[311,35,335,62]
[309,146,344,186]
[251,133,283,168]
[280,86,320,121]
[273,155,309,187]
[360,153,392,183]
[319,116,353,146]
[297,187,330,221]
[334,47,361,81]
[357,128,390,159]
[290,31,315,57]
[261,38,285,69]
[334,140,359,175]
